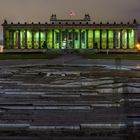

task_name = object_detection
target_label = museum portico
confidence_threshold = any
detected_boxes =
[2,14,138,50]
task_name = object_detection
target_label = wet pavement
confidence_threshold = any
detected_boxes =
[0,55,139,139]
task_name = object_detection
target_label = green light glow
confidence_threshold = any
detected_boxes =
[27,31,32,49]
[61,30,66,49]
[54,30,59,49]
[6,31,10,48]
[34,32,39,49]
[81,29,86,49]
[88,30,93,49]
[5,28,135,50]
[117,31,120,48]
[13,31,17,48]
[41,32,46,48]
[95,30,100,48]
[74,29,80,49]
[121,30,126,48]
[68,30,73,49]
[47,30,52,49]
[108,30,113,49]
[20,31,24,48]
[102,30,107,49]
[129,29,134,48]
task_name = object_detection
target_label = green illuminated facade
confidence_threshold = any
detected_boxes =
[2,15,138,50]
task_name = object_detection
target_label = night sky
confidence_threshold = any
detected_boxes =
[0,0,140,39]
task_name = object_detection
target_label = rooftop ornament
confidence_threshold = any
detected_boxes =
[4,20,7,24]
[50,14,57,20]
[84,14,91,21]
[133,19,137,24]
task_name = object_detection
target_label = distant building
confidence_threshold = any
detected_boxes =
[2,14,139,50]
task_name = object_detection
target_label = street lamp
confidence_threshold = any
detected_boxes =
[136,43,140,51]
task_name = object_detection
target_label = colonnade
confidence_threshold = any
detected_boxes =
[5,28,135,49]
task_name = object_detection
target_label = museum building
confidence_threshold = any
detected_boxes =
[2,14,139,50]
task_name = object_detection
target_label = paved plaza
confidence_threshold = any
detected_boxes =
[0,54,140,139]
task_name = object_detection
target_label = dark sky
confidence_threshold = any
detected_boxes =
[0,0,140,39]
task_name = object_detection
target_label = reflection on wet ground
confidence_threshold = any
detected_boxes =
[0,64,140,140]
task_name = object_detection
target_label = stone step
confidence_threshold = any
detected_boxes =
[29,125,80,130]
[41,94,80,98]
[0,123,126,130]
[80,123,126,129]
[0,81,22,85]
[80,93,98,96]
[3,87,97,91]
[2,93,97,96]
[18,72,38,75]
[0,100,115,106]
[0,123,30,130]
[0,105,92,110]
[90,103,120,107]
[4,92,46,95]
[19,83,81,88]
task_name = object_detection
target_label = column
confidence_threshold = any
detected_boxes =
[39,30,41,49]
[93,29,95,48]
[3,28,6,48]
[79,29,82,49]
[9,31,12,48]
[52,29,54,49]
[120,29,122,49]
[106,29,109,49]
[127,29,129,49]
[100,29,102,49]
[11,31,14,49]
[134,29,138,48]
[113,30,117,49]
[66,29,68,49]
[45,30,48,49]
[86,29,88,49]
[113,30,115,49]
[59,29,61,49]
[72,29,75,49]
[32,31,34,49]
[25,30,27,49]
[18,30,20,49]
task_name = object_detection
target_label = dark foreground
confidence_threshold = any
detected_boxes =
[0,62,140,140]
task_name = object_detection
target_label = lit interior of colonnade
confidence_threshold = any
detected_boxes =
[5,29,135,49]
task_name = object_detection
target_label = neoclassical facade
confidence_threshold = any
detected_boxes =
[2,15,139,50]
